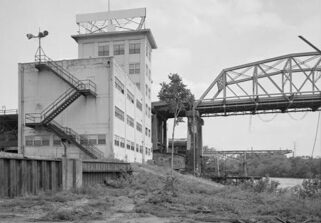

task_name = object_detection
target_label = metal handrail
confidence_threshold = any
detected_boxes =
[200,91,321,103]
[35,54,97,93]
[0,109,18,115]
[50,120,104,158]
[42,88,78,118]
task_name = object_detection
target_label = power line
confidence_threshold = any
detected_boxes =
[288,112,308,121]
[257,113,278,123]
[311,112,320,158]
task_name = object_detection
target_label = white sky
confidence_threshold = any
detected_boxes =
[1,0,321,156]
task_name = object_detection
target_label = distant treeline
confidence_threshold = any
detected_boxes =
[203,154,321,178]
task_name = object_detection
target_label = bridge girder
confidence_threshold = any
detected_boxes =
[196,52,321,117]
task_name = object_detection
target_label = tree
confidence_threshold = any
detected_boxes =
[158,73,194,175]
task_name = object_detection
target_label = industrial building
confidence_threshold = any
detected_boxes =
[17,8,157,162]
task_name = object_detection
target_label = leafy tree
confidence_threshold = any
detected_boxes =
[158,73,194,175]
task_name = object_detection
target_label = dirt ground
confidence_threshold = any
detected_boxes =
[0,164,320,223]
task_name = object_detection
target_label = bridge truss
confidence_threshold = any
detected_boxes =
[196,52,321,117]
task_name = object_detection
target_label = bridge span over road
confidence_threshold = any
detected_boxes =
[152,52,321,172]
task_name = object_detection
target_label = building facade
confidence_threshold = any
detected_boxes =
[18,8,156,163]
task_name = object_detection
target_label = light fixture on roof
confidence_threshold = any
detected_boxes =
[26,30,49,63]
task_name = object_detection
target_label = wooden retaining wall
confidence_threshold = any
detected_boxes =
[0,153,62,197]
[82,160,132,186]
[0,153,132,197]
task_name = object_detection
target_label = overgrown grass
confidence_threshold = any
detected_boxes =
[1,164,320,222]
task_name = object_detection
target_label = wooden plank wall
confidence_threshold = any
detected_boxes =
[82,160,132,186]
[0,155,62,197]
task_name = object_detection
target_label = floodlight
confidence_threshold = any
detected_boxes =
[26,29,49,63]
[26,33,34,39]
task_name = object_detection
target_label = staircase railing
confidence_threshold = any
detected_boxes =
[50,120,104,159]
[35,54,96,94]
[25,87,80,125]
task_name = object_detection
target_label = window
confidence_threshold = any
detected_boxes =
[149,69,151,81]
[127,115,134,127]
[115,77,124,94]
[80,135,88,145]
[146,44,149,57]
[145,65,148,77]
[34,136,42,146]
[88,136,97,145]
[115,106,124,121]
[140,145,143,153]
[25,136,33,146]
[129,63,140,74]
[145,127,148,136]
[131,142,135,151]
[114,43,124,55]
[148,88,151,99]
[129,43,140,54]
[120,137,125,148]
[145,104,148,115]
[145,147,149,155]
[148,129,151,137]
[98,45,109,56]
[126,140,131,150]
[98,134,106,145]
[114,135,120,146]
[136,122,142,132]
[145,84,148,96]
[136,144,139,152]
[136,100,142,111]
[42,136,50,146]
[53,136,61,146]
[127,90,134,103]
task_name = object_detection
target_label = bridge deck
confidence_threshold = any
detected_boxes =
[198,93,321,117]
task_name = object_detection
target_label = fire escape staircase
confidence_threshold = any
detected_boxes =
[25,55,104,159]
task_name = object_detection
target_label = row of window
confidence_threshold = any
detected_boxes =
[145,103,151,119]
[115,106,150,137]
[145,65,152,82]
[80,134,106,145]
[114,78,149,117]
[145,84,151,99]
[98,43,140,57]
[146,44,152,61]
[145,127,151,137]
[25,134,106,146]
[114,135,152,155]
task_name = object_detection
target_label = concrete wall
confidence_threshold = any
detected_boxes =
[19,57,114,159]
[74,31,153,162]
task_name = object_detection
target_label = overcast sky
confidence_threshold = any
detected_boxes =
[1,0,321,156]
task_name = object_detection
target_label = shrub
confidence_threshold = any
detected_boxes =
[239,177,280,193]
[296,175,321,198]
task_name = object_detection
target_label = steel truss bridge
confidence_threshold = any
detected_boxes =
[196,52,321,117]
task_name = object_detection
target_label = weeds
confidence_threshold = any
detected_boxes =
[239,177,280,193]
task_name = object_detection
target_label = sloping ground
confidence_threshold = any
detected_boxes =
[0,164,320,223]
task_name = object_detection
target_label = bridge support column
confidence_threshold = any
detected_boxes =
[152,114,167,153]
[186,111,203,174]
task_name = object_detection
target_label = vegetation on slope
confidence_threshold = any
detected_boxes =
[0,164,320,223]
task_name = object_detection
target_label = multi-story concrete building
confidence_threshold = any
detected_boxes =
[18,8,157,163]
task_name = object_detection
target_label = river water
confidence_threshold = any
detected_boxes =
[270,177,305,188]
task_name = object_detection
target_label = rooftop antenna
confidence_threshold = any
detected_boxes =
[26,29,49,63]
[107,0,115,31]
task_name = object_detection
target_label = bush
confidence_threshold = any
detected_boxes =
[296,175,321,198]
[239,177,280,193]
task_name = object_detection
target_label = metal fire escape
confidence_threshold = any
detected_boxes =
[25,55,104,159]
